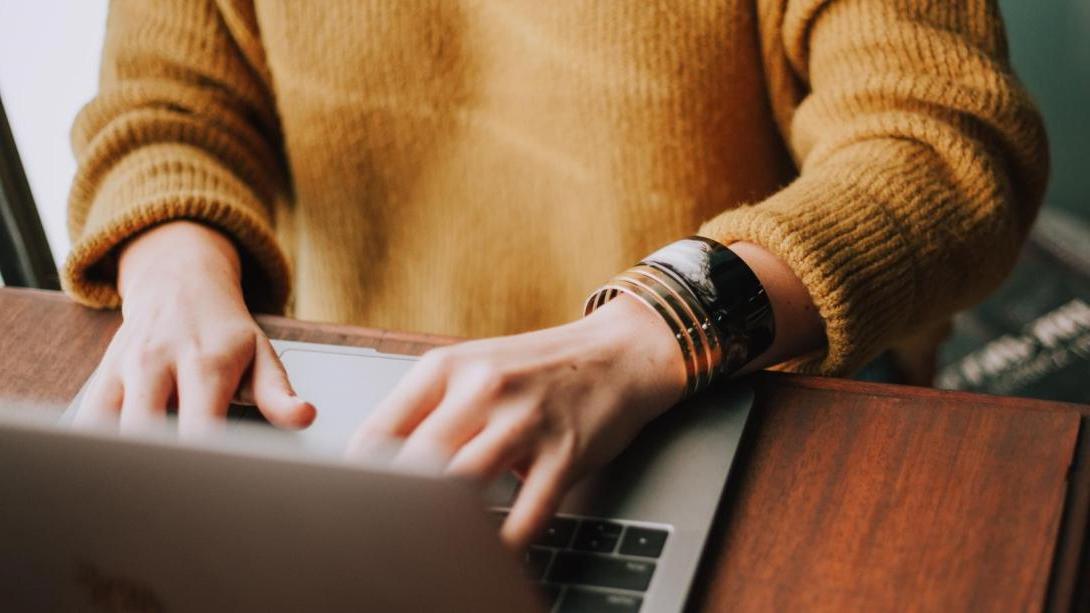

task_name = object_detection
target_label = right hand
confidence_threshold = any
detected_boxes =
[74,221,316,436]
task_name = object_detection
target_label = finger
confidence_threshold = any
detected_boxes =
[393,381,494,466]
[502,452,572,549]
[343,433,404,466]
[251,335,315,429]
[175,358,240,440]
[72,326,132,429]
[118,364,174,434]
[445,411,537,482]
[73,368,123,430]
[349,353,449,449]
[392,417,480,475]
[233,367,256,406]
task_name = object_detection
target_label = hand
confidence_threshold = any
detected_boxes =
[74,221,315,436]
[347,294,687,549]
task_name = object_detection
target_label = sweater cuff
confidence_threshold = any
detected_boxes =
[62,143,290,313]
[698,171,917,376]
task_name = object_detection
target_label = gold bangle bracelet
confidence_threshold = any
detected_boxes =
[586,237,774,395]
[588,279,697,392]
[585,280,699,397]
[613,270,712,393]
[604,278,700,397]
[629,264,724,380]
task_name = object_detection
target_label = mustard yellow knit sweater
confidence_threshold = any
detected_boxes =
[64,0,1048,375]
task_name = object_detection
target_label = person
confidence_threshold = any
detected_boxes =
[65,0,1048,549]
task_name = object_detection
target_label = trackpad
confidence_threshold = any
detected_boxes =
[275,348,415,454]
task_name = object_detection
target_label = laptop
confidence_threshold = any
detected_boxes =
[1,339,753,612]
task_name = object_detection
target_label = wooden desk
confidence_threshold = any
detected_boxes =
[2,287,1088,611]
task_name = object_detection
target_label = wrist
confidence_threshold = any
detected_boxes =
[585,236,799,396]
[580,293,688,406]
[118,221,243,304]
[726,242,824,373]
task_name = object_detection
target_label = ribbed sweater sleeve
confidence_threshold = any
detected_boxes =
[63,0,291,312]
[699,0,1049,374]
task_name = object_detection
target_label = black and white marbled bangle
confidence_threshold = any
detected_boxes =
[584,236,774,396]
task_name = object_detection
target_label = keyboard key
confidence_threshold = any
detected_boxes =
[547,552,656,592]
[580,520,624,538]
[538,584,563,610]
[618,527,668,558]
[523,547,554,581]
[534,517,578,548]
[573,520,623,553]
[558,588,642,613]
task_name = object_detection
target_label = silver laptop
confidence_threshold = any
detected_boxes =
[1,339,753,612]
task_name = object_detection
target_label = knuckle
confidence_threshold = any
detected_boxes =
[205,328,255,358]
[551,432,580,472]
[120,352,163,377]
[413,430,448,451]
[503,403,546,437]
[454,460,492,481]
[470,371,504,400]
[420,347,456,372]
[187,350,237,377]
[230,326,260,351]
[130,339,172,366]
[463,361,511,400]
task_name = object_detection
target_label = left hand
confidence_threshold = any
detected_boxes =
[346,294,687,549]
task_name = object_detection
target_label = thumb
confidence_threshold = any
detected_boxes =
[251,334,317,429]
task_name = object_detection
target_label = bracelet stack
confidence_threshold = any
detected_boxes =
[584,237,774,398]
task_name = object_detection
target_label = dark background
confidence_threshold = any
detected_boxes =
[930,1,1090,404]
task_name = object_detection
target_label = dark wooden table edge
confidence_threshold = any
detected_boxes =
[6,287,1090,611]
[751,370,1090,416]
[1047,415,1090,613]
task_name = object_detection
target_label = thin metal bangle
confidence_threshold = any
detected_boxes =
[608,278,701,397]
[613,270,712,393]
[628,264,723,381]
[585,280,699,397]
[641,237,775,367]
[588,279,697,392]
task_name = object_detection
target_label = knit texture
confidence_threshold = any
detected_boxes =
[65,0,1048,375]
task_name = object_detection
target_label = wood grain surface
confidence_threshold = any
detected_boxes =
[0,287,1085,611]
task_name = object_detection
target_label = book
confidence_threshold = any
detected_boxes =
[936,208,1090,404]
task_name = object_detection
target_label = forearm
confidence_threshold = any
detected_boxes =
[585,238,827,413]
[695,0,1048,376]
[64,1,291,313]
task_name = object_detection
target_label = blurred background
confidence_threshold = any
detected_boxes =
[1,1,1087,402]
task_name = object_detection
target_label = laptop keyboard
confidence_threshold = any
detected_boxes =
[492,509,670,613]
